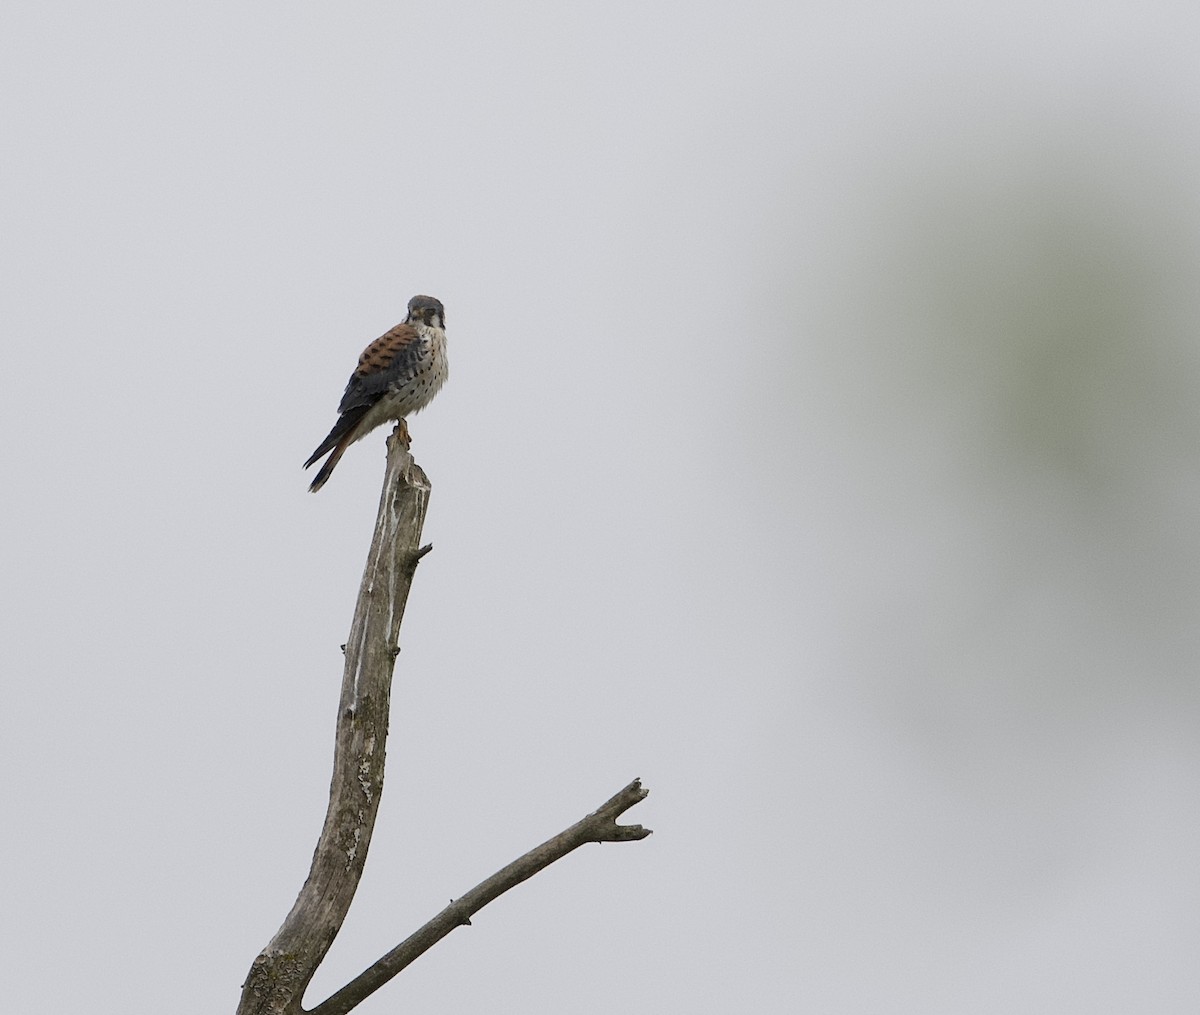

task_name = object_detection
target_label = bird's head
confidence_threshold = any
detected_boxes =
[406,295,445,330]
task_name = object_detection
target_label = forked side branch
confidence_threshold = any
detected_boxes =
[309,780,652,1015]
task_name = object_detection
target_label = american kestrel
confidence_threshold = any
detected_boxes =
[304,294,448,492]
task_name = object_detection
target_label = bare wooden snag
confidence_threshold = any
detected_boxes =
[237,427,650,1015]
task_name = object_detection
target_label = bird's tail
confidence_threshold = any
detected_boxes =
[304,407,369,492]
[306,436,352,492]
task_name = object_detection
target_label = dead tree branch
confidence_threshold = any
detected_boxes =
[238,428,430,1015]
[309,779,651,1015]
[237,426,652,1015]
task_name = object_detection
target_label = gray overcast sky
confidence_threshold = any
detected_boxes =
[4,2,1200,1012]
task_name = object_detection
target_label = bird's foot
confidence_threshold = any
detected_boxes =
[397,418,411,447]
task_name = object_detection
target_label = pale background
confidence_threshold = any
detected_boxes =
[3,2,1199,1012]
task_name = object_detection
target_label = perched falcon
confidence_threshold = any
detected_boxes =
[304,294,448,492]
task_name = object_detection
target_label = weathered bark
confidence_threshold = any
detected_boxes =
[238,428,430,1015]
[238,426,652,1015]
